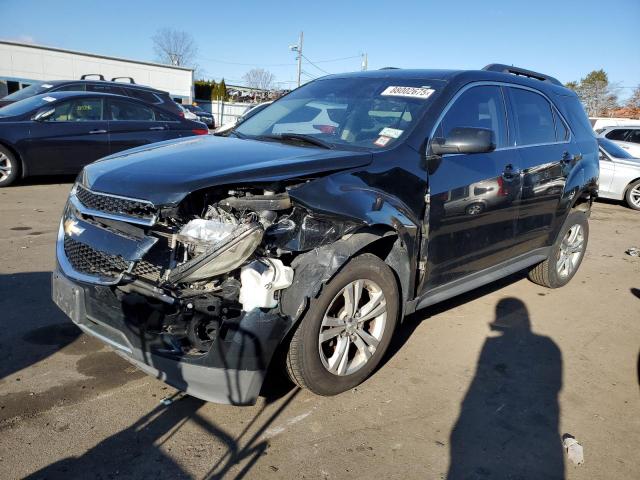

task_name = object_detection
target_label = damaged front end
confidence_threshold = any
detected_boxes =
[53,180,357,404]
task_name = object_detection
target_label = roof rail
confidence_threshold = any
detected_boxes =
[111,76,136,84]
[379,67,399,70]
[482,64,562,86]
[81,74,105,81]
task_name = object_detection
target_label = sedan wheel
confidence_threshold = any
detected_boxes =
[0,147,19,187]
[626,181,640,211]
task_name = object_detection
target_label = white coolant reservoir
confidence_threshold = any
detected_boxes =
[239,259,294,311]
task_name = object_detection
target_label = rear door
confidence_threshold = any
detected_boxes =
[107,97,172,153]
[423,85,521,289]
[25,97,110,174]
[507,86,577,255]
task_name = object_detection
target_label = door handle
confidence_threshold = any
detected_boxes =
[89,129,107,134]
[149,126,166,131]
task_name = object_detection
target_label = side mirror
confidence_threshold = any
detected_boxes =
[431,127,496,155]
[32,107,55,122]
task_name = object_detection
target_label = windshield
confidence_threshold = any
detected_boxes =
[2,82,55,102]
[236,77,442,150]
[598,138,636,159]
[0,94,59,118]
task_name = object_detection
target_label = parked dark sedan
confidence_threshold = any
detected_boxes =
[0,92,208,186]
[183,104,215,128]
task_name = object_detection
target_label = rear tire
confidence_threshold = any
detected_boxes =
[0,146,19,187]
[528,210,589,288]
[624,180,640,211]
[286,253,399,396]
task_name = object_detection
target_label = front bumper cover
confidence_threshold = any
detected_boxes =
[52,268,291,405]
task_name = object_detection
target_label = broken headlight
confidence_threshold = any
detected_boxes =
[169,222,264,284]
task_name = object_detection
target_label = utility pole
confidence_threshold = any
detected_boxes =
[361,53,368,71]
[290,31,304,87]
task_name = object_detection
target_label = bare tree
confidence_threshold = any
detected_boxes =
[152,28,198,68]
[567,70,619,117]
[242,69,276,91]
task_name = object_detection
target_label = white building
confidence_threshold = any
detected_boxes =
[0,40,194,102]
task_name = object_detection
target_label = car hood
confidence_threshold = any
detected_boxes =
[82,135,372,205]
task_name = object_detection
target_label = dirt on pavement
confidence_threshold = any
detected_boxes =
[0,179,638,479]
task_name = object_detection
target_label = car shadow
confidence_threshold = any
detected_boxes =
[631,287,640,300]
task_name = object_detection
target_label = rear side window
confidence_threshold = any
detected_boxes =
[109,99,155,121]
[128,89,162,104]
[87,84,126,95]
[54,83,87,92]
[438,85,508,148]
[553,110,570,141]
[509,88,556,146]
[606,129,630,141]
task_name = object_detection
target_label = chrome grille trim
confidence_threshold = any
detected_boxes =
[71,184,157,226]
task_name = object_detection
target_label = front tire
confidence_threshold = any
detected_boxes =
[0,146,19,187]
[624,180,640,211]
[528,210,589,288]
[286,253,399,396]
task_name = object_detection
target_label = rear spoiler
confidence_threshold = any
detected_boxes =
[482,64,562,86]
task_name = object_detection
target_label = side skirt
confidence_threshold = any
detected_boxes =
[408,247,551,314]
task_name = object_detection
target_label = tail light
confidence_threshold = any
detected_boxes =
[178,111,185,118]
[192,128,209,135]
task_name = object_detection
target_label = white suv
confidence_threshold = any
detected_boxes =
[597,126,640,158]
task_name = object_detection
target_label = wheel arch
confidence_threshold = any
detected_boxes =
[0,140,27,178]
[279,225,411,333]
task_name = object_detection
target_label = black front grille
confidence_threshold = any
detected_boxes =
[75,185,155,220]
[132,260,163,282]
[63,237,130,278]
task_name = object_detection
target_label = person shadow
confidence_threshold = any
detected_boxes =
[447,297,564,480]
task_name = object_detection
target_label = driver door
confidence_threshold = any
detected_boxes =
[25,97,110,174]
[421,85,521,291]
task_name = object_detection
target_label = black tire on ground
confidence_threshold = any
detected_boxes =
[286,253,399,396]
[0,145,19,188]
[528,210,589,288]
[624,179,640,211]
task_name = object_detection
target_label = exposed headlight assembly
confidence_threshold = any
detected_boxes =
[168,222,264,284]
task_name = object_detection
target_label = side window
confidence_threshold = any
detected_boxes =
[54,83,87,92]
[439,85,508,148]
[109,99,155,121]
[129,89,162,104]
[45,99,103,122]
[155,109,175,121]
[626,130,640,144]
[87,84,126,95]
[509,88,556,146]
[605,129,629,141]
[553,109,570,141]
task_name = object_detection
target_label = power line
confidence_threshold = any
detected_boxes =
[301,54,332,75]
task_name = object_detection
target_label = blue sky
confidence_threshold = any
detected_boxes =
[2,0,639,99]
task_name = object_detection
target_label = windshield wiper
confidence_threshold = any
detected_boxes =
[258,133,334,149]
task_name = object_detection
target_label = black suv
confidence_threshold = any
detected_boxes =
[0,75,183,116]
[52,64,598,405]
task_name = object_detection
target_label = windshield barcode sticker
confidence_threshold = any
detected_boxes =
[381,86,434,99]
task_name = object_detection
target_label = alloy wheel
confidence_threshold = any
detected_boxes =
[629,184,640,208]
[556,224,585,278]
[0,152,12,183]
[318,279,387,376]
